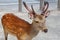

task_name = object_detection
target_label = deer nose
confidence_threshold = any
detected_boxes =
[43,29,48,33]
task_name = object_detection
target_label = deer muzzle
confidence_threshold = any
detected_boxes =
[43,29,48,33]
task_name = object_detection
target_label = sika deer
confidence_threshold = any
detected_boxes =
[1,1,49,40]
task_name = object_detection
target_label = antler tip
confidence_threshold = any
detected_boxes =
[23,1,25,4]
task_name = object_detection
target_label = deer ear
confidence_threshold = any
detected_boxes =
[28,5,36,19]
[28,12,33,19]
[28,12,36,19]
[44,10,50,18]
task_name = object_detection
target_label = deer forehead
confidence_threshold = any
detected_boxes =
[34,15,45,22]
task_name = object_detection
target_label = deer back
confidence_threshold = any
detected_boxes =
[1,13,31,35]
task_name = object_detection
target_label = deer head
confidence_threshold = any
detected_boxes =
[23,1,50,33]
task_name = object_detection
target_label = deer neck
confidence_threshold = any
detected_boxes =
[29,22,40,38]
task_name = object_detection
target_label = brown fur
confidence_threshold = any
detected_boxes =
[2,13,31,35]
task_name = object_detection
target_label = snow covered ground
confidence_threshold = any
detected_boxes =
[0,10,60,40]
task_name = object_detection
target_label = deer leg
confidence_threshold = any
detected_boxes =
[16,34,21,40]
[20,35,31,40]
[4,29,8,40]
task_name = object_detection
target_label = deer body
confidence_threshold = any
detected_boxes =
[1,13,40,40]
[1,1,49,40]
[2,13,31,34]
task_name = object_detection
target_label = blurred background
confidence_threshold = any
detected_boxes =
[0,0,60,40]
[0,0,58,12]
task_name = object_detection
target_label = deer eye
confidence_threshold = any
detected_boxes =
[35,21,39,23]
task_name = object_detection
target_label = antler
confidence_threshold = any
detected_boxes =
[23,2,36,19]
[31,5,36,16]
[23,2,32,12]
[41,1,49,14]
[41,1,50,18]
